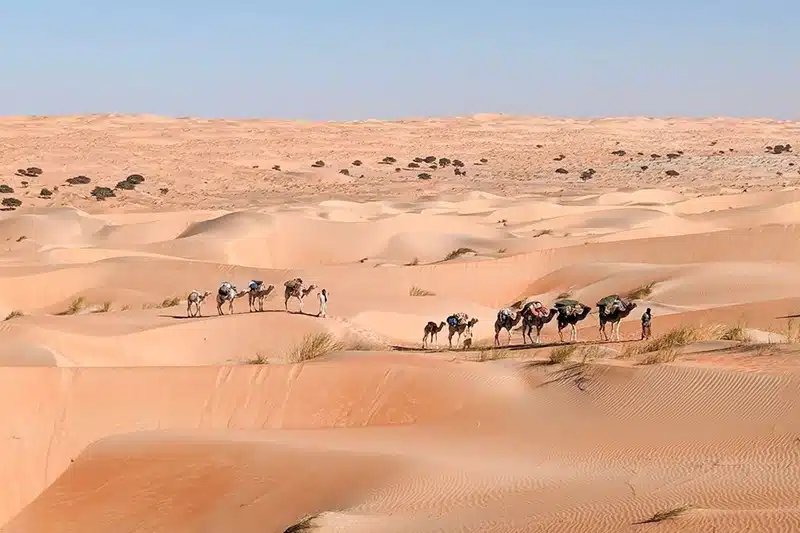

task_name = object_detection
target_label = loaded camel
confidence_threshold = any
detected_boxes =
[216,282,248,315]
[554,300,591,342]
[186,290,211,317]
[494,308,523,346]
[247,281,276,312]
[446,313,479,349]
[422,321,446,349]
[520,303,559,344]
[284,278,317,313]
[597,296,638,342]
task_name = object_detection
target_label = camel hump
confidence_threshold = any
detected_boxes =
[284,278,302,289]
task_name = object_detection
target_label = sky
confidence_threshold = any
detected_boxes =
[1,0,797,120]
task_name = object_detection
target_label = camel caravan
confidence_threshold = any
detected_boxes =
[424,295,639,350]
[185,277,320,317]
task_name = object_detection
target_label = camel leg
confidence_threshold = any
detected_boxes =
[571,324,578,342]
[422,332,428,349]
[494,325,501,347]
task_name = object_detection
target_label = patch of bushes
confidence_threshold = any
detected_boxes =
[126,174,145,185]
[66,175,91,185]
[311,160,325,168]
[408,162,421,168]
[438,157,451,167]
[91,186,115,200]
[339,168,350,175]
[0,185,14,193]
[417,173,432,180]
[15,167,42,178]
[39,188,53,197]
[380,156,396,164]
[409,286,435,296]
[351,160,362,166]
[272,165,281,171]
[2,197,21,208]
[555,168,569,174]
[443,247,476,261]
[116,180,136,190]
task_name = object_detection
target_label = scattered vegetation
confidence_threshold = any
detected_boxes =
[311,160,325,168]
[557,291,572,299]
[159,188,169,195]
[408,162,421,168]
[640,165,649,171]
[338,168,350,176]
[116,180,136,190]
[0,185,14,193]
[351,160,362,166]
[665,170,680,176]
[479,158,488,163]
[549,345,577,364]
[93,301,112,313]
[126,174,145,185]
[417,173,432,180]
[438,157,451,167]
[409,285,435,297]
[2,197,21,208]
[624,323,751,364]
[286,332,344,364]
[4,310,23,321]
[405,257,419,266]
[245,352,269,365]
[91,186,116,200]
[158,297,181,308]
[635,505,692,524]
[611,150,626,156]
[380,156,397,164]
[626,282,655,300]
[766,144,792,154]
[666,153,681,159]
[39,188,53,197]
[443,247,476,261]
[555,168,569,174]
[452,159,465,168]
[651,153,661,159]
[475,348,511,362]
[553,154,565,161]
[272,165,281,171]
[579,169,596,181]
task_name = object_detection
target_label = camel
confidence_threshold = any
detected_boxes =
[186,290,211,317]
[521,305,559,344]
[598,300,638,342]
[248,282,275,312]
[216,283,247,315]
[446,314,479,349]
[422,320,446,349]
[494,308,523,346]
[283,278,317,313]
[554,302,591,343]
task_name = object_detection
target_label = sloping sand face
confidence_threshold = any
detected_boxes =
[1,115,800,532]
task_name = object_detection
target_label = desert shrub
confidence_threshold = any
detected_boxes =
[640,347,680,365]
[479,158,488,163]
[0,185,14,193]
[626,282,655,300]
[408,162,420,168]
[395,167,401,172]
[159,297,180,308]
[62,296,86,315]
[417,173,432,180]
[339,168,350,175]
[443,247,476,260]
[27,167,42,176]
[116,180,136,190]
[91,186,115,200]
[549,345,577,364]
[380,156,396,164]
[666,153,680,159]
[452,159,465,167]
[2,197,21,208]
[159,188,169,195]
[429,165,438,169]
[409,285,435,296]
[454,168,463,176]
[438,157,451,167]
[579,169,595,181]
[640,165,649,171]
[39,188,52,197]
[311,160,325,168]
[553,154,565,161]
[126,174,145,185]
[611,150,626,156]
[665,170,680,176]
[651,153,661,159]
[555,168,569,174]
[286,332,344,363]
[637,506,692,524]
[245,352,269,365]
[66,176,91,185]
[4,310,23,321]
[413,157,424,163]
[100,301,112,312]
[351,160,362,166]
[20,181,28,187]
[272,165,281,171]
[423,155,436,164]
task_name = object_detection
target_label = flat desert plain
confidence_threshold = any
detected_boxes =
[0,114,799,533]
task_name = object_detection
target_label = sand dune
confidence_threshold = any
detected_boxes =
[1,115,799,532]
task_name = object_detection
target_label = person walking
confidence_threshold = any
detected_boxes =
[641,307,652,340]
[317,288,328,318]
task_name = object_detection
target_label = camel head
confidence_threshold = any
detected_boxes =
[200,290,211,300]
[467,317,479,328]
[303,284,317,295]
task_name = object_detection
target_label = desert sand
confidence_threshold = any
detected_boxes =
[0,114,799,532]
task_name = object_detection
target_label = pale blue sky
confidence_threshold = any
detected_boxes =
[1,1,797,119]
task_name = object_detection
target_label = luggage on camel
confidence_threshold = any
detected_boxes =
[523,300,549,318]
[218,281,233,297]
[248,280,263,291]
[284,278,303,290]
[597,294,627,315]
[554,299,584,316]
[447,312,469,328]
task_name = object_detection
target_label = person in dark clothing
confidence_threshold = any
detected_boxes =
[641,308,652,340]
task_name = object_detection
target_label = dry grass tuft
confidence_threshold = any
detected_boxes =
[286,332,345,363]
[626,281,656,300]
[4,310,23,321]
[556,291,572,299]
[405,257,420,266]
[409,285,435,297]
[640,347,680,365]
[624,322,751,364]
[443,247,476,261]
[532,229,553,238]
[159,297,181,308]
[636,505,692,524]
[93,301,112,313]
[719,322,749,342]
[549,345,578,364]
[284,513,320,533]
[60,296,86,316]
[245,352,269,365]
[474,348,512,362]
[121,304,131,311]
